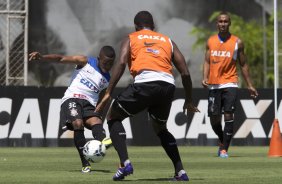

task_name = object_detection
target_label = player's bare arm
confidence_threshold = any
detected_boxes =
[237,39,258,98]
[29,52,88,66]
[171,41,200,114]
[95,37,129,114]
[202,42,210,88]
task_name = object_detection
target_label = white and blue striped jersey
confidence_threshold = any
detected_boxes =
[61,57,110,107]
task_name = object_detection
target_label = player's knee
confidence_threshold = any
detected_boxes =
[72,119,84,130]
[151,119,167,135]
[157,129,177,146]
[107,100,129,121]
[224,113,234,122]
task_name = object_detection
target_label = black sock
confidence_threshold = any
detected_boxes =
[157,129,183,174]
[91,124,106,141]
[210,120,223,144]
[223,121,234,151]
[74,130,89,167]
[108,119,128,164]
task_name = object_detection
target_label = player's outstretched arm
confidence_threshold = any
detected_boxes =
[29,51,88,66]
[171,40,200,114]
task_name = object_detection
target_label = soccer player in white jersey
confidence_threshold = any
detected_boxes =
[29,46,115,173]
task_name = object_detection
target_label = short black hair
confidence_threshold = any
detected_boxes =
[134,11,154,28]
[217,11,231,21]
[100,45,115,59]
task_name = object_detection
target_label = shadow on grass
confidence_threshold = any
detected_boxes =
[69,169,111,173]
[137,178,175,181]
[137,178,205,181]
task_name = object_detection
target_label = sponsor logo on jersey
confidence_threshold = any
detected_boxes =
[146,48,160,54]
[80,78,99,93]
[144,41,156,47]
[211,50,231,57]
[70,108,78,117]
[138,35,166,42]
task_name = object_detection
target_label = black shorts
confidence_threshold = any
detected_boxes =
[112,81,175,123]
[60,98,96,130]
[208,87,237,116]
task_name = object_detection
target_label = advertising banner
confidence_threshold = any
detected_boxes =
[0,87,281,147]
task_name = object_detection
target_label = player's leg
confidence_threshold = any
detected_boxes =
[152,120,189,181]
[222,87,237,154]
[223,113,234,151]
[72,119,91,172]
[149,81,188,181]
[210,115,224,147]
[208,89,225,156]
[108,83,148,180]
[60,99,90,172]
[82,101,111,149]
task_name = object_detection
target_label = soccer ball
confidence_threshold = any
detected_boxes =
[83,140,106,163]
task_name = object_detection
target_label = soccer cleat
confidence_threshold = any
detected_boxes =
[173,170,189,181]
[81,166,91,173]
[113,163,134,181]
[217,143,224,156]
[102,137,112,150]
[219,149,229,158]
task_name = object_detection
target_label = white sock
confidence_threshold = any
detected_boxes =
[124,159,131,166]
[178,170,186,176]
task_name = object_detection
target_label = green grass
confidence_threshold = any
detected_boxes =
[0,146,282,183]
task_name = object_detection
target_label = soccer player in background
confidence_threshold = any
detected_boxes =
[29,46,115,173]
[202,12,258,158]
[95,11,199,181]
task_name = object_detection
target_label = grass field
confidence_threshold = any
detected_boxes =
[0,146,281,184]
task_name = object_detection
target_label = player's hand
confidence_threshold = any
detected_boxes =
[183,101,200,115]
[248,86,258,99]
[202,79,209,88]
[95,93,112,114]
[29,52,42,61]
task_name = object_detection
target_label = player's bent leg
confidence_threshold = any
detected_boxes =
[108,100,134,180]
[73,120,91,172]
[151,116,188,180]
[108,118,133,180]
[85,117,112,149]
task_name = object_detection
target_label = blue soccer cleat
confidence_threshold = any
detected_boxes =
[113,163,134,181]
[217,143,224,156]
[173,170,189,181]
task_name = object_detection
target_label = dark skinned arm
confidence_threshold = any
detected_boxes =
[95,37,130,113]
[202,41,210,88]
[237,39,258,98]
[171,41,200,114]
[29,51,88,66]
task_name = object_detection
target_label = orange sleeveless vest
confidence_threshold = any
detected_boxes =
[208,34,239,84]
[129,29,173,77]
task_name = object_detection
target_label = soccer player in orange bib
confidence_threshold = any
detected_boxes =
[202,12,258,158]
[95,11,199,181]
